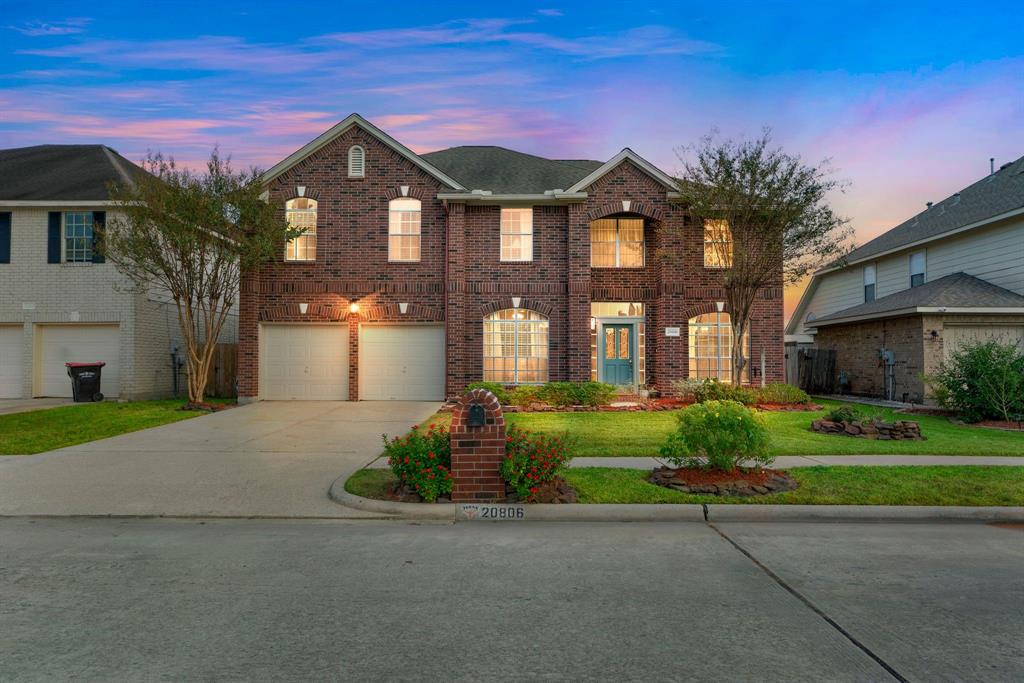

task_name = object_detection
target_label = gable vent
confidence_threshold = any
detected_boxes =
[348,145,365,178]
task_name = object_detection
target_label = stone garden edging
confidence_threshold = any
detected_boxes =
[328,475,1024,523]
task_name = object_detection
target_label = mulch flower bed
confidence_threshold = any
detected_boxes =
[649,466,798,497]
[387,476,577,504]
[962,419,1024,432]
[440,399,819,414]
[811,418,925,440]
[180,401,232,412]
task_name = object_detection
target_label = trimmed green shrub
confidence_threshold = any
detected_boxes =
[671,378,757,405]
[383,422,451,502]
[500,426,574,500]
[466,381,509,404]
[756,383,811,405]
[929,341,1024,422]
[507,385,541,407]
[537,381,617,407]
[823,404,865,423]
[659,400,772,471]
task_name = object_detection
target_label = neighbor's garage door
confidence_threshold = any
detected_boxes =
[0,326,22,398]
[260,324,348,400]
[36,324,121,398]
[944,324,1024,360]
[359,325,444,400]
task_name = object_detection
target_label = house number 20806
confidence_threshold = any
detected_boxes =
[480,506,525,519]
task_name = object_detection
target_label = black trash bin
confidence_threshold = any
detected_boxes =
[66,362,106,402]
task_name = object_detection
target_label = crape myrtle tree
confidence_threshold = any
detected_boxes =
[674,132,853,384]
[105,150,298,405]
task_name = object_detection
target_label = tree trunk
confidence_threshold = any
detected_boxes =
[731,318,747,386]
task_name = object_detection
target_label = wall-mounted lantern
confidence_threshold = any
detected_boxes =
[298,303,308,314]
[590,317,597,331]
[349,302,359,314]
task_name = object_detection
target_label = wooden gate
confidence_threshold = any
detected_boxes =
[204,343,238,398]
[797,348,836,394]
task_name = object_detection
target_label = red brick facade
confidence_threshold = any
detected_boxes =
[238,122,785,401]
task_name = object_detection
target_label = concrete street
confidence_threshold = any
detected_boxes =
[0,401,437,517]
[2,518,1022,681]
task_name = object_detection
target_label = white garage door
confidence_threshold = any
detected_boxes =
[945,324,1024,360]
[359,325,444,400]
[260,324,348,400]
[36,324,121,398]
[0,326,23,399]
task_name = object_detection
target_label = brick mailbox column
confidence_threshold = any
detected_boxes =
[450,389,506,502]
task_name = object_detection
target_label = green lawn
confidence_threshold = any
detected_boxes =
[347,466,1024,506]
[0,400,232,455]
[411,400,1024,457]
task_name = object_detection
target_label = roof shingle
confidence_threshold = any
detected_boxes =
[0,144,144,201]
[420,146,602,194]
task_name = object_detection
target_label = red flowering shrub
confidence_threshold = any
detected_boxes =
[500,427,574,501]
[383,423,452,502]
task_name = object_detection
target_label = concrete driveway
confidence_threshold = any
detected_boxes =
[0,401,439,517]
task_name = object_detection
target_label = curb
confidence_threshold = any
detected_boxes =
[327,478,1024,523]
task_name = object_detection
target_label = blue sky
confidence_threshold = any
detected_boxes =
[2,1,1022,315]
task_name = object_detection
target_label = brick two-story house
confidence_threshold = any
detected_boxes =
[238,114,784,402]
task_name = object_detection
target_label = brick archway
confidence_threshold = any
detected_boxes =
[359,302,443,322]
[681,301,733,321]
[384,185,428,201]
[586,200,664,223]
[258,302,350,322]
[478,298,555,318]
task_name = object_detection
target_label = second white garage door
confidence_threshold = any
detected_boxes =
[0,326,23,399]
[260,324,348,400]
[944,324,1024,360]
[35,324,121,398]
[359,325,444,400]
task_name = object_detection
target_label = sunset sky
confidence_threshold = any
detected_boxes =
[3,1,1022,321]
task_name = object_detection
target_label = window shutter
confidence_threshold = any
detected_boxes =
[0,212,10,263]
[348,146,365,177]
[47,212,62,263]
[91,211,106,263]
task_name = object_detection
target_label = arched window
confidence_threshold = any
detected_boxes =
[388,197,421,262]
[688,312,749,383]
[348,145,365,177]
[285,197,317,261]
[483,308,549,384]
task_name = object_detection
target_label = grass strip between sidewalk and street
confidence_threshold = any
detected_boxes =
[347,466,1024,507]
[0,399,234,455]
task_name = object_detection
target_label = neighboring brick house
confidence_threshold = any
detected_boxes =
[0,145,238,400]
[238,114,784,402]
[787,155,1024,403]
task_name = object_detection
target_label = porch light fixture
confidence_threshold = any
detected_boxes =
[399,302,409,314]
[590,317,597,331]
[298,303,308,314]
[349,302,359,314]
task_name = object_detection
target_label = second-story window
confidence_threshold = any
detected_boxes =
[909,251,925,288]
[863,264,876,302]
[590,217,644,268]
[285,198,317,261]
[703,219,733,268]
[64,212,95,262]
[389,197,421,262]
[500,208,533,262]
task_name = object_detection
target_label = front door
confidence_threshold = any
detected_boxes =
[602,324,634,386]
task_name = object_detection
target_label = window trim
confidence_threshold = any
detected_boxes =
[482,308,549,384]
[687,312,751,384]
[909,250,926,288]
[284,197,317,262]
[62,211,95,264]
[388,197,422,263]
[500,207,533,262]
[590,217,645,268]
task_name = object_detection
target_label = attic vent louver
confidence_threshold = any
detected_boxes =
[348,145,365,178]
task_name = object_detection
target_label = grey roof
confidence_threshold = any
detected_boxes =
[0,144,144,201]
[420,146,602,194]
[813,272,1024,326]
[842,154,1024,264]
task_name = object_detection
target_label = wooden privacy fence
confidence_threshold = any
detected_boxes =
[203,343,238,398]
[797,348,836,394]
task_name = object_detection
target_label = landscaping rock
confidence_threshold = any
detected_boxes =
[810,417,925,440]
[649,467,799,497]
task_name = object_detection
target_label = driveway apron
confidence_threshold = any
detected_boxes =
[0,401,438,517]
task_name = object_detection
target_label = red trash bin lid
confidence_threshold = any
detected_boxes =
[65,362,106,368]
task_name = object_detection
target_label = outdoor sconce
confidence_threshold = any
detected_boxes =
[349,302,359,314]
[399,302,409,314]
[590,317,597,331]
[298,303,308,314]
[467,404,486,427]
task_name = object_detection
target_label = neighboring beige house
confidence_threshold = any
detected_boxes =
[787,155,1024,403]
[0,145,237,400]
